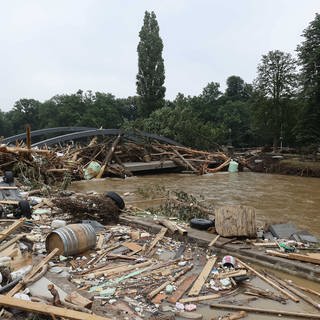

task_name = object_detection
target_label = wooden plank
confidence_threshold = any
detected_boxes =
[0,218,25,242]
[210,303,320,319]
[65,291,92,308]
[146,227,167,255]
[0,295,111,320]
[122,242,143,253]
[0,234,24,252]
[167,274,198,303]
[8,248,59,296]
[252,242,278,247]
[208,235,220,247]
[266,250,320,264]
[96,234,104,250]
[0,187,18,190]
[188,257,217,296]
[237,258,299,303]
[0,200,19,205]
[180,293,220,303]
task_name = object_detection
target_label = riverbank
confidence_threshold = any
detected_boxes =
[243,153,320,177]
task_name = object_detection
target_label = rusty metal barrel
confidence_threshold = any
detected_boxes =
[45,223,97,256]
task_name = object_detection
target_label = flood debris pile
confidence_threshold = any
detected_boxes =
[0,135,231,188]
[0,215,320,320]
[52,192,122,224]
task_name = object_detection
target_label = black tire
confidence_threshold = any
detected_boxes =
[190,218,214,230]
[3,171,14,184]
[105,191,125,210]
[18,200,32,219]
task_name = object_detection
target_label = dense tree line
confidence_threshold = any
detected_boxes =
[0,12,319,151]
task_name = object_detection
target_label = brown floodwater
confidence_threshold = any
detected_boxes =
[70,172,320,319]
[71,172,320,237]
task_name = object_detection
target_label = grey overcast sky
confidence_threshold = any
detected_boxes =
[0,0,319,111]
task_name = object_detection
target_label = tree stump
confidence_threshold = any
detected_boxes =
[215,205,256,238]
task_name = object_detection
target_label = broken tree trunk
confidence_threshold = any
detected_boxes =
[215,205,256,238]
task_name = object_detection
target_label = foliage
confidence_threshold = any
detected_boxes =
[149,190,210,222]
[295,13,320,144]
[136,11,166,117]
[253,50,297,148]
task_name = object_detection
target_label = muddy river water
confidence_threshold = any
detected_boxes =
[71,172,320,237]
[71,172,320,319]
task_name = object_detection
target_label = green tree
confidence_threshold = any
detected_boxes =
[295,13,320,144]
[225,75,252,100]
[6,99,41,132]
[253,50,297,149]
[136,11,166,117]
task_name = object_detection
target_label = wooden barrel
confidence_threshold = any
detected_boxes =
[215,205,256,238]
[46,224,97,256]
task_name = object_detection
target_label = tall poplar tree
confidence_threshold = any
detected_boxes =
[136,11,165,117]
[295,13,320,144]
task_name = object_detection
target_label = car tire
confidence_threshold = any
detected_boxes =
[105,191,125,210]
[3,171,14,184]
[190,218,214,230]
[18,200,32,219]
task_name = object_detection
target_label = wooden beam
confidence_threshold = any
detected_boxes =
[0,200,19,205]
[167,274,197,303]
[0,295,111,320]
[0,234,25,252]
[237,258,299,303]
[96,134,122,179]
[210,303,320,319]
[171,148,198,173]
[188,257,217,296]
[0,218,25,242]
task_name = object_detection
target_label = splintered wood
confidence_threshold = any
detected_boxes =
[188,257,217,296]
[146,227,167,255]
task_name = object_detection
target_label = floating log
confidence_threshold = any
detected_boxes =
[215,205,256,238]
[266,250,320,265]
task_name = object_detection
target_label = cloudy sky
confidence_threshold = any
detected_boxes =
[0,0,318,111]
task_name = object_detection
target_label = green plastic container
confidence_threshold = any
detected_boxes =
[84,161,101,180]
[228,160,239,173]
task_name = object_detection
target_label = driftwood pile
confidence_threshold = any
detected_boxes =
[0,135,230,187]
[52,193,121,224]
